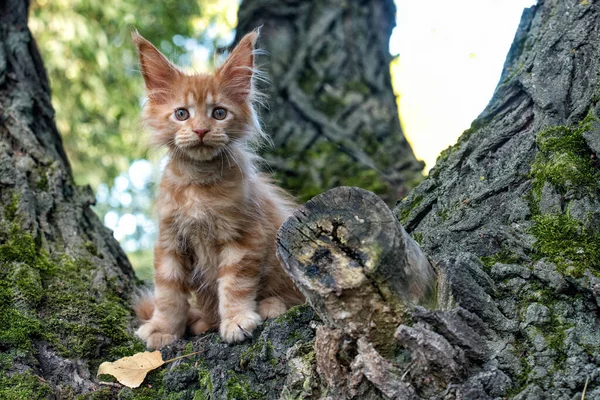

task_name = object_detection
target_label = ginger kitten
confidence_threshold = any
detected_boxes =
[132,30,304,349]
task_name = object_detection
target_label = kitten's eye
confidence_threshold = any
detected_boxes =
[212,108,227,120]
[174,108,190,121]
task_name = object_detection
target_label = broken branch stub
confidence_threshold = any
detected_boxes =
[277,186,437,352]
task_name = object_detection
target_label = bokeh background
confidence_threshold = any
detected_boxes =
[29,0,535,279]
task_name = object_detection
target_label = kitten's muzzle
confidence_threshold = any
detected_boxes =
[194,128,210,140]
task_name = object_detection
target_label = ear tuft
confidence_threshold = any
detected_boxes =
[217,30,260,102]
[131,29,143,46]
[132,30,181,103]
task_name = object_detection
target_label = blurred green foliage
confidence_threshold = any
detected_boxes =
[30,0,238,187]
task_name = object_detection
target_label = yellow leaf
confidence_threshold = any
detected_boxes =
[97,351,164,388]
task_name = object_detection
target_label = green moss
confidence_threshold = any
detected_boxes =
[527,110,600,277]
[529,313,572,371]
[240,338,277,368]
[271,137,393,203]
[437,208,450,222]
[435,146,453,165]
[286,329,303,345]
[36,168,49,191]
[280,344,317,400]
[529,213,600,277]
[398,195,423,224]
[504,289,570,396]
[41,256,137,363]
[545,324,569,368]
[531,110,599,198]
[480,249,522,271]
[301,349,316,364]
[458,116,493,145]
[0,308,42,352]
[109,341,147,360]
[240,340,262,366]
[298,69,320,94]
[317,94,345,117]
[346,80,370,95]
[0,226,55,351]
[0,220,141,396]
[119,368,168,400]
[582,343,600,357]
[274,304,311,324]
[84,241,103,259]
[184,342,194,355]
[225,372,264,400]
[0,370,53,400]
[0,225,53,273]
[412,232,424,245]
[89,388,116,400]
[507,340,533,397]
[433,116,494,172]
[267,339,278,366]
[193,367,213,400]
[496,106,600,392]
[5,193,20,222]
[500,61,525,86]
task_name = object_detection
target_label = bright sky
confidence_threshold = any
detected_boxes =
[392,0,537,172]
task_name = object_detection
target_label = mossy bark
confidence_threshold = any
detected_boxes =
[235,0,425,204]
[0,0,143,396]
[394,0,600,397]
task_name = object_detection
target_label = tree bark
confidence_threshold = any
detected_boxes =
[399,1,600,397]
[235,0,424,203]
[275,0,600,398]
[0,0,140,395]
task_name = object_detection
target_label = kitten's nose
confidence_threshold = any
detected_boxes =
[194,129,209,139]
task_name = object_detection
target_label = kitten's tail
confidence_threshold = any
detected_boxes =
[133,289,155,321]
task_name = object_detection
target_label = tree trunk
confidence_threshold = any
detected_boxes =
[235,0,424,203]
[0,0,140,396]
[275,0,600,398]
[399,0,600,397]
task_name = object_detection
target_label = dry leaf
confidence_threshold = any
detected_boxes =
[97,351,164,388]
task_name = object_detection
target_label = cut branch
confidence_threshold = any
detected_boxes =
[277,186,437,354]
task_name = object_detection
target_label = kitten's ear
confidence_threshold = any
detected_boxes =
[217,30,259,101]
[132,31,181,103]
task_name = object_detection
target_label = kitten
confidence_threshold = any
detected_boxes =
[132,30,304,349]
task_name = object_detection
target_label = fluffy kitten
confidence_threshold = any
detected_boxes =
[132,30,304,349]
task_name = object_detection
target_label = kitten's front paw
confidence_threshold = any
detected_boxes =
[136,321,181,350]
[219,311,262,343]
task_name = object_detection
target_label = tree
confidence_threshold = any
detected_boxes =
[235,0,424,203]
[3,0,598,399]
[0,0,141,396]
